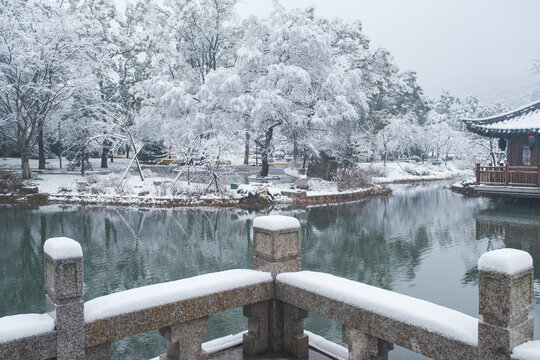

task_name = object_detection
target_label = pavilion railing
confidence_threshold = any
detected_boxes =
[476,164,540,187]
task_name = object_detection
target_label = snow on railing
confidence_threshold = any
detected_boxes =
[277,271,478,357]
[84,269,272,322]
[0,314,55,344]
[0,216,535,360]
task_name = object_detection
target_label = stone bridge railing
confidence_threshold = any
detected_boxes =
[0,215,537,360]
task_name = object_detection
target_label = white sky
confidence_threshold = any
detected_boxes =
[235,0,540,105]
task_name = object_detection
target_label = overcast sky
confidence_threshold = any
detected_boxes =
[235,0,540,105]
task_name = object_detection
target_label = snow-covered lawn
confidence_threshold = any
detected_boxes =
[0,157,133,173]
[28,172,235,206]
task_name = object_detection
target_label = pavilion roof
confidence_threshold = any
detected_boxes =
[463,100,540,137]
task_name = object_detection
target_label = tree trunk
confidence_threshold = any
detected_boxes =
[38,122,46,170]
[21,150,31,179]
[261,153,269,177]
[101,140,109,168]
[293,135,298,161]
[259,127,275,178]
[244,132,250,165]
[58,122,62,169]
[126,144,130,159]
[81,143,86,176]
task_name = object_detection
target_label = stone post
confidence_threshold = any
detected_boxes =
[243,215,308,358]
[43,237,85,360]
[159,317,209,360]
[342,326,393,360]
[477,248,534,360]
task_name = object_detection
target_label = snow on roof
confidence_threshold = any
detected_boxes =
[478,248,533,275]
[84,269,272,322]
[0,314,55,343]
[277,271,479,346]
[463,100,540,137]
[511,340,540,360]
[44,237,83,260]
[253,215,300,231]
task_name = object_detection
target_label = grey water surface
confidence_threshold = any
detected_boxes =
[1,182,540,359]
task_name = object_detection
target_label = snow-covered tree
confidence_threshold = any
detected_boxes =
[155,0,241,84]
[0,0,99,178]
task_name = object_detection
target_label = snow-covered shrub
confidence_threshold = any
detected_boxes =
[335,168,372,191]
[170,182,207,197]
[0,171,24,194]
[85,175,99,185]
[236,184,275,204]
[403,164,432,176]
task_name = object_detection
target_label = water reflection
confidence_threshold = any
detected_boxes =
[1,183,540,359]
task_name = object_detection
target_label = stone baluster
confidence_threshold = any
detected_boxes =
[478,249,534,360]
[342,326,393,360]
[243,215,308,358]
[44,237,85,360]
[159,317,209,360]
[243,301,269,355]
[283,303,309,357]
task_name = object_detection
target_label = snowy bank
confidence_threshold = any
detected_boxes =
[358,161,472,184]
[1,159,395,208]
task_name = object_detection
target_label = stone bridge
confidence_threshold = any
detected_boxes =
[0,215,538,360]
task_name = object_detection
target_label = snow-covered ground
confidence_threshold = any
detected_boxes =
[0,157,132,173]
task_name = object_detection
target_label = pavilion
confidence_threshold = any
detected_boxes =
[463,100,540,197]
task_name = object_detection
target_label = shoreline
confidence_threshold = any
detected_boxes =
[0,185,392,209]
[1,160,471,209]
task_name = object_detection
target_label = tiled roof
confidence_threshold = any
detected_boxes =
[463,100,540,137]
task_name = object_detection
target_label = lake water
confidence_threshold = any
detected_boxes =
[1,182,540,359]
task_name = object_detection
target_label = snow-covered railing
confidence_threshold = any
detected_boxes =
[84,269,273,359]
[247,216,535,360]
[0,237,273,360]
[276,271,478,359]
[0,216,536,360]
